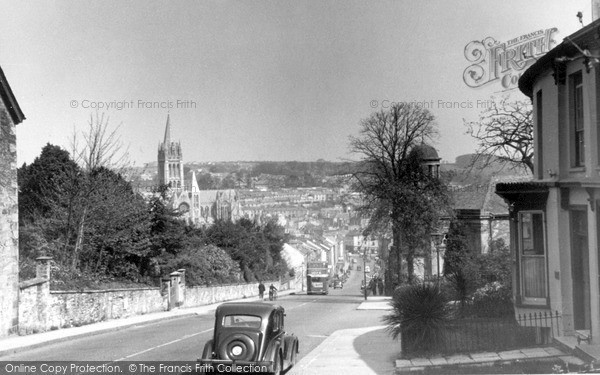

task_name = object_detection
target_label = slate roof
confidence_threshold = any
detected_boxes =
[451,175,529,214]
[0,66,25,125]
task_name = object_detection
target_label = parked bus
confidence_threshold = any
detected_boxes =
[307,261,329,295]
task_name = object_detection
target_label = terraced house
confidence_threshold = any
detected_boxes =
[496,17,600,350]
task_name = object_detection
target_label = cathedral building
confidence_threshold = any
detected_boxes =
[158,115,240,226]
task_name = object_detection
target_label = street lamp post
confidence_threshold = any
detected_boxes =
[431,232,446,283]
[363,246,368,300]
[436,244,440,282]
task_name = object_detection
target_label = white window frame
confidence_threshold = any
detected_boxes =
[518,210,548,306]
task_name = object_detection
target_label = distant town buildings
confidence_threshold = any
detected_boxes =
[145,113,519,293]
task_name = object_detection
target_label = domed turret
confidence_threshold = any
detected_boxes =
[412,144,441,178]
[412,144,440,161]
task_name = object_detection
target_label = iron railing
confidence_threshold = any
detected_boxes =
[401,311,562,356]
[516,310,562,340]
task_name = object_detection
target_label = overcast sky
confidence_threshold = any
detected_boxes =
[0,0,592,166]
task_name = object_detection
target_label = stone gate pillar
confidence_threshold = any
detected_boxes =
[169,271,181,309]
[177,269,186,306]
[36,256,52,280]
[161,277,171,311]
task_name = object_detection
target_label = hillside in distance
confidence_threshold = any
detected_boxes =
[131,154,528,190]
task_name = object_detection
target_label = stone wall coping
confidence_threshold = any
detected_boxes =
[51,287,160,294]
[49,278,291,294]
[187,280,285,289]
[19,278,48,290]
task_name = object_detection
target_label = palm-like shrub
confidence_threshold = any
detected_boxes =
[383,283,454,354]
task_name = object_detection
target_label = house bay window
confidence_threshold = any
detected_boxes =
[495,182,549,306]
[519,211,547,304]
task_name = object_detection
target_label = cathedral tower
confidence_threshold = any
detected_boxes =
[158,114,184,191]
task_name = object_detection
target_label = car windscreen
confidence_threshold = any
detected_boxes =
[222,314,262,328]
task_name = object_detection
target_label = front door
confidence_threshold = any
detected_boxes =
[571,209,590,330]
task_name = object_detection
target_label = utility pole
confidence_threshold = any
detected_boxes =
[363,247,368,300]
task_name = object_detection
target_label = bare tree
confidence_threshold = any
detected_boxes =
[68,112,130,269]
[71,112,129,172]
[466,97,533,174]
[349,103,450,288]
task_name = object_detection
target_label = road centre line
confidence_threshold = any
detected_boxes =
[285,300,316,310]
[114,298,314,361]
[113,328,213,361]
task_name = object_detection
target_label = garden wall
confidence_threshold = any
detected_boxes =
[17,261,299,335]
[47,287,166,331]
[186,278,296,306]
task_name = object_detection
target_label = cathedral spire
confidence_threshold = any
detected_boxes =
[191,170,199,192]
[164,114,171,145]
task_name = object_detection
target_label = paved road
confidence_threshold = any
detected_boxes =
[3,260,388,364]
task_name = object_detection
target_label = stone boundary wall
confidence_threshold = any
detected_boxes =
[185,279,296,306]
[17,273,299,335]
[48,287,166,330]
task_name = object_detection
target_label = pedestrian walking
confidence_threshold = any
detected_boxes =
[370,278,377,296]
[258,281,265,300]
[377,278,384,296]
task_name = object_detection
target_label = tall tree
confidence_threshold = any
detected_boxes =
[78,167,151,279]
[349,103,450,287]
[466,96,533,173]
[18,143,151,282]
[18,144,82,266]
[148,185,187,260]
[203,218,288,282]
[68,112,130,269]
[204,218,262,281]
[18,144,80,223]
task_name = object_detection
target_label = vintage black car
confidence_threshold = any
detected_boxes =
[198,302,299,375]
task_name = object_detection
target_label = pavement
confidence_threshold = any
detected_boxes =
[292,296,585,374]
[394,347,585,373]
[289,324,397,375]
[288,296,398,375]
